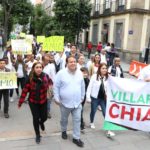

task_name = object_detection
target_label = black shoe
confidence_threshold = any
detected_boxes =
[62,131,67,139]
[40,123,45,131]
[4,113,9,118]
[81,125,85,130]
[35,135,41,144]
[73,139,84,147]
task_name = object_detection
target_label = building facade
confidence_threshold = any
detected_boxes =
[36,0,42,5]
[42,0,54,16]
[82,0,150,62]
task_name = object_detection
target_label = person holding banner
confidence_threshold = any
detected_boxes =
[0,59,10,118]
[138,65,150,82]
[86,63,115,137]
[108,57,124,78]
[18,62,53,144]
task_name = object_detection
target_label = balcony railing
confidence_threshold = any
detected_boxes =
[91,0,127,17]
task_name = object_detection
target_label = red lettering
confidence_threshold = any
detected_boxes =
[136,108,141,121]
[109,103,119,118]
[141,109,150,121]
[121,106,134,121]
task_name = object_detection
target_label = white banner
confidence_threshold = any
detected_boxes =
[105,76,150,132]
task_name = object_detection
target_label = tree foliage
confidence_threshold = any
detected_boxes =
[0,0,33,44]
[30,4,58,37]
[53,0,92,43]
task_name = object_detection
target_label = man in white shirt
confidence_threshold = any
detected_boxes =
[43,54,56,83]
[54,56,85,147]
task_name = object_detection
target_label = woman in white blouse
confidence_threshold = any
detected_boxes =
[86,63,115,137]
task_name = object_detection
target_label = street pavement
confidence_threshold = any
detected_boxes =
[0,49,149,150]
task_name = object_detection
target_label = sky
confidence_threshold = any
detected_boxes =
[30,0,35,4]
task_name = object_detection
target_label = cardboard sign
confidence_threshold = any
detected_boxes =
[11,39,32,54]
[0,72,17,89]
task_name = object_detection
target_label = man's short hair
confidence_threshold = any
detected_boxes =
[71,44,77,48]
[66,56,76,64]
[0,58,6,62]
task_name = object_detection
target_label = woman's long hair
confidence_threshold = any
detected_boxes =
[29,61,43,82]
[93,54,101,64]
[96,63,108,80]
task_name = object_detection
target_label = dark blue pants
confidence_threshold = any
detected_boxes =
[90,96,106,123]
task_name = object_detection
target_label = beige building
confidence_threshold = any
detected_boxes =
[42,0,54,16]
[36,0,42,5]
[82,0,150,62]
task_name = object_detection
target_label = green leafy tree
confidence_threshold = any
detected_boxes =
[0,0,33,45]
[30,4,58,37]
[53,0,92,43]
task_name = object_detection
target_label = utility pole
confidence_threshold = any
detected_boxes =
[76,0,81,48]
[143,37,150,64]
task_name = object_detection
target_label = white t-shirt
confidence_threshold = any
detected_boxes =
[100,54,107,64]
[108,66,122,77]
[104,46,111,52]
[17,64,24,78]
[43,63,56,82]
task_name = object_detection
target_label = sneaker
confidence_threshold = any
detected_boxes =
[10,98,14,102]
[47,112,51,119]
[106,131,115,138]
[35,135,41,144]
[72,139,84,147]
[40,122,45,131]
[98,106,102,111]
[90,123,95,129]
[61,131,67,139]
[4,113,9,118]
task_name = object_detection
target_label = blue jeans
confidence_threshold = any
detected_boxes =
[90,97,106,123]
[60,104,82,139]
[47,99,51,112]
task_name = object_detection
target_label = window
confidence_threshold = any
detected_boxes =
[105,0,111,9]
[118,0,125,6]
[92,24,98,45]
[95,0,100,12]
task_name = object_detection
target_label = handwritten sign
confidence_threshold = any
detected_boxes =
[0,72,17,89]
[11,39,32,55]
[42,36,64,52]
[37,36,45,44]
[20,32,26,38]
